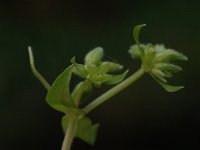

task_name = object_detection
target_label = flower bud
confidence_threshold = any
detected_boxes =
[154,49,188,63]
[85,47,104,65]
[129,44,146,59]
[143,46,156,71]
[101,62,123,73]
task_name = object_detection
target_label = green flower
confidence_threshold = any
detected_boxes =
[129,25,188,92]
[71,47,128,87]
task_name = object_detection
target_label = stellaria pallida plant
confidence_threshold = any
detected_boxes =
[28,24,188,150]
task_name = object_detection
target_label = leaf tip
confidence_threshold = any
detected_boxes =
[70,56,76,63]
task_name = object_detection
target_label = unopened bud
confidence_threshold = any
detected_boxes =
[85,47,104,65]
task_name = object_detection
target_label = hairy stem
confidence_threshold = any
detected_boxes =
[61,117,78,150]
[83,68,144,114]
[28,46,51,90]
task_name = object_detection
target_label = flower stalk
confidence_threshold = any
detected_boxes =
[83,67,144,113]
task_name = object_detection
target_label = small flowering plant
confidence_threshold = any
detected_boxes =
[28,24,187,150]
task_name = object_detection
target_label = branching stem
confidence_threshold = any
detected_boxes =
[83,67,145,114]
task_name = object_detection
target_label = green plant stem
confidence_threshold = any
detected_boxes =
[72,80,91,107]
[83,67,145,114]
[61,117,78,150]
[28,46,51,90]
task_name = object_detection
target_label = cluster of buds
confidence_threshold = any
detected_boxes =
[128,24,188,92]
[71,47,128,87]
[129,43,188,92]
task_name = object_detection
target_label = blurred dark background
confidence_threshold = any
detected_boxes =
[0,0,199,149]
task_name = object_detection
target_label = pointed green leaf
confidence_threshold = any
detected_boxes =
[104,70,129,85]
[62,116,99,145]
[76,117,99,145]
[133,24,146,45]
[152,75,184,92]
[46,65,75,113]
[133,24,146,57]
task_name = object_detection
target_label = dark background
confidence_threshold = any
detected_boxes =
[0,0,199,149]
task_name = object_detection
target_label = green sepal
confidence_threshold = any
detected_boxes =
[93,74,112,87]
[101,61,123,73]
[104,70,129,85]
[46,65,75,113]
[85,65,113,86]
[133,24,146,57]
[162,70,173,78]
[152,75,184,92]
[154,49,188,63]
[98,63,111,74]
[85,65,97,75]
[153,63,183,73]
[62,116,99,145]
[71,57,87,78]
[151,69,167,82]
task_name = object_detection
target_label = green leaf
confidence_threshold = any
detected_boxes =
[76,117,99,145]
[133,24,146,57]
[104,70,129,85]
[152,75,184,92]
[133,24,146,45]
[46,65,75,113]
[62,116,99,145]
[71,57,87,78]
